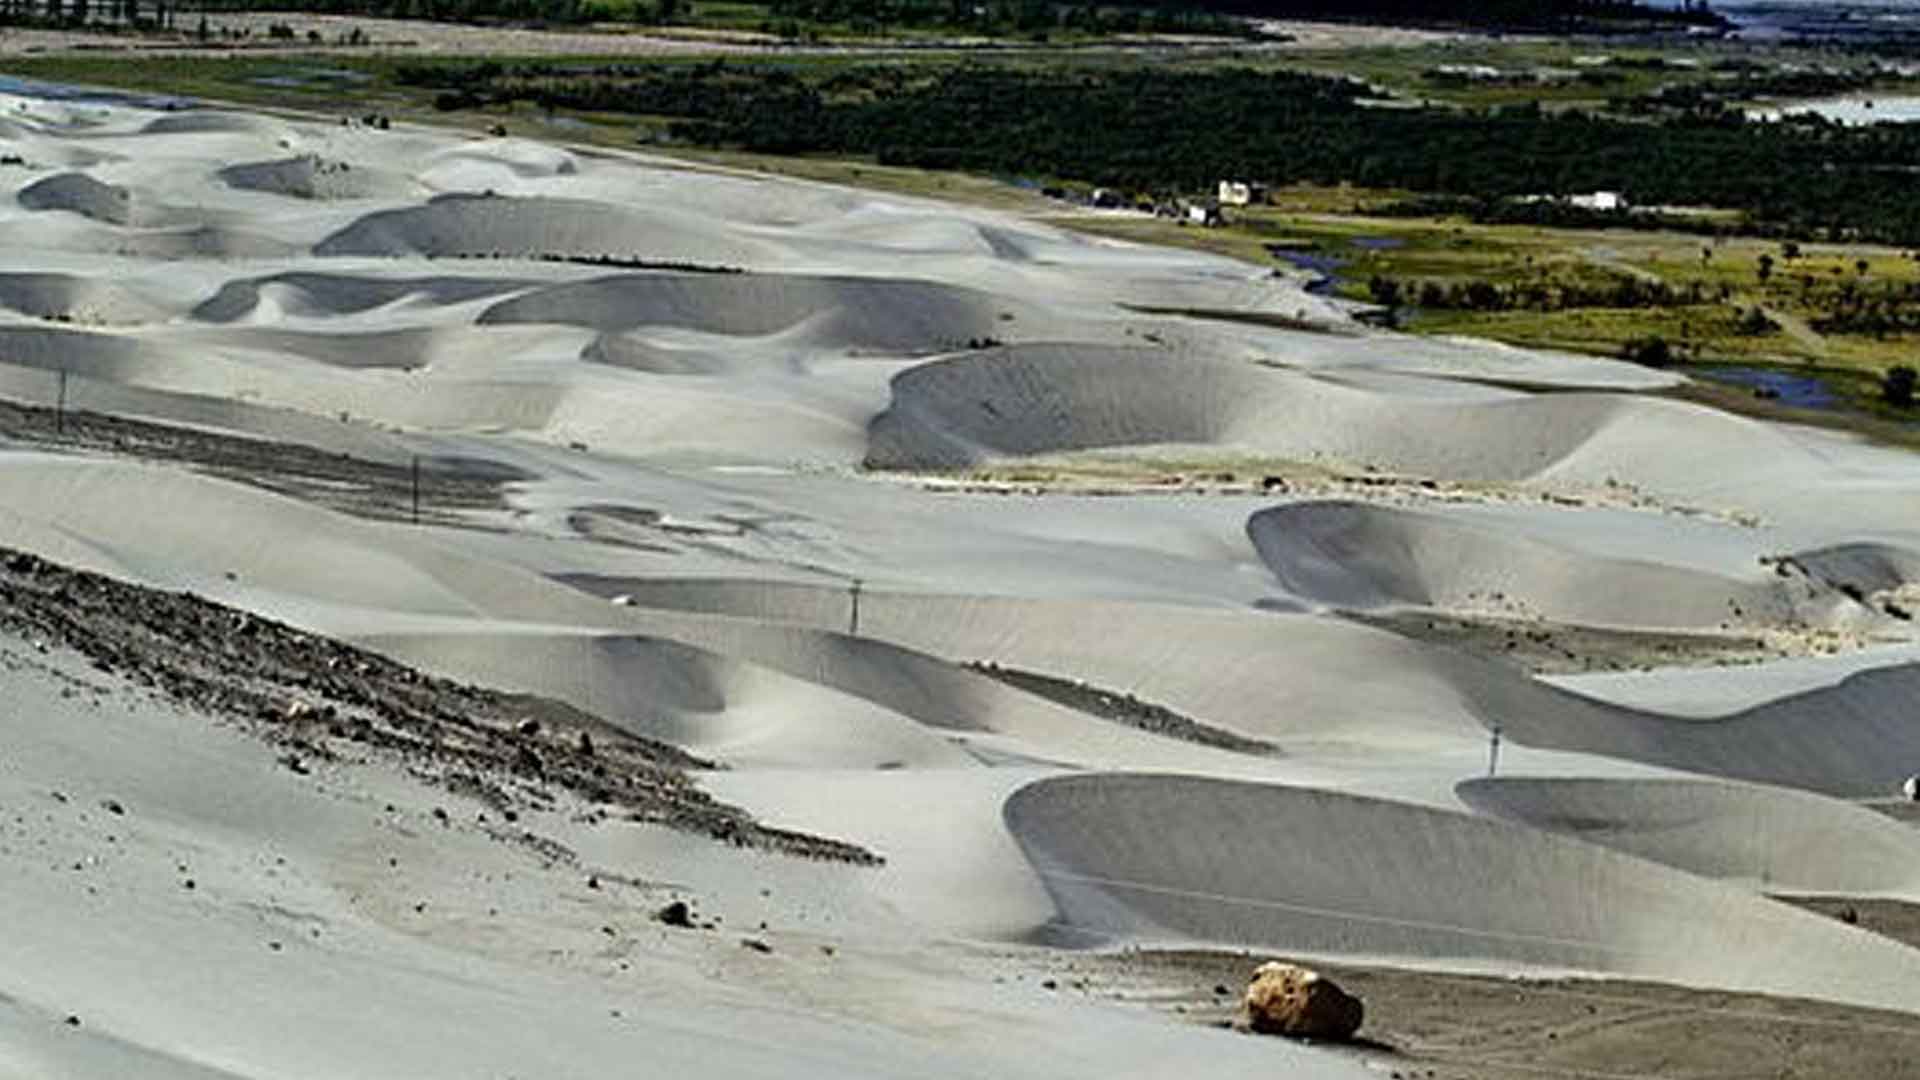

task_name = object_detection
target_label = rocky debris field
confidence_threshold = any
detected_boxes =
[0,546,881,864]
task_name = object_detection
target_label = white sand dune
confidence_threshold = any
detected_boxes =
[217,154,423,201]
[190,271,538,323]
[571,576,1920,798]
[1247,499,1870,631]
[6,95,1920,1075]
[478,272,1032,354]
[17,170,135,224]
[865,345,1807,489]
[1792,540,1920,597]
[425,138,581,179]
[0,271,168,324]
[0,324,155,381]
[1502,661,1920,798]
[360,628,979,771]
[1457,776,1920,895]
[138,110,292,138]
[1005,773,1920,1011]
[313,193,780,265]
[2,639,1371,1080]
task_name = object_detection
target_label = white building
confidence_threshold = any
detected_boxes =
[1217,180,1267,207]
[1570,190,1627,212]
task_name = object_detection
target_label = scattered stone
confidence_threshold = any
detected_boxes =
[655,899,695,928]
[740,937,772,954]
[1041,978,1059,991]
[64,1015,80,1027]
[100,799,125,815]
[1241,962,1364,1042]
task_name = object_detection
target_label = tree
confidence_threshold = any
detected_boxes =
[1367,275,1402,308]
[1622,336,1673,368]
[1757,253,1774,283]
[1885,365,1917,408]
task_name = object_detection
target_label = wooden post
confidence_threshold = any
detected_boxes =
[410,455,420,525]
[848,577,862,637]
[1488,723,1503,778]
[55,366,67,436]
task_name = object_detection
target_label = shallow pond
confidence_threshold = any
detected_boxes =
[1691,364,1843,409]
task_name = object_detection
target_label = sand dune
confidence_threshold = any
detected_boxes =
[864,345,1858,522]
[6,94,1920,1076]
[139,110,292,137]
[217,154,423,201]
[0,324,156,381]
[479,272,1025,353]
[361,628,979,770]
[1791,540,1920,599]
[426,138,580,179]
[17,170,135,224]
[1457,776,1920,895]
[1247,500,1870,632]
[313,193,780,265]
[191,271,537,323]
[1503,661,1920,798]
[0,271,167,324]
[865,345,1789,487]
[1006,773,1920,1011]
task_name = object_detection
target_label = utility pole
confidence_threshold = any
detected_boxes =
[410,454,421,525]
[848,577,863,637]
[1487,723,1503,778]
[55,365,67,436]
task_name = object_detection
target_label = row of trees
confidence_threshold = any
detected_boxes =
[759,0,1247,36]
[404,62,1920,247]
[1173,0,1722,32]
[1365,273,1698,315]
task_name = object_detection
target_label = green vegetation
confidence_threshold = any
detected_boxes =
[393,60,1920,247]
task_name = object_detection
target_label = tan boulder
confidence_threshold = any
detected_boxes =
[1241,962,1363,1041]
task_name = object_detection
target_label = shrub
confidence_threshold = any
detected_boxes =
[1621,336,1674,368]
[1885,365,1917,408]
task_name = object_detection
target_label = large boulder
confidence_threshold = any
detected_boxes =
[1241,962,1363,1041]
